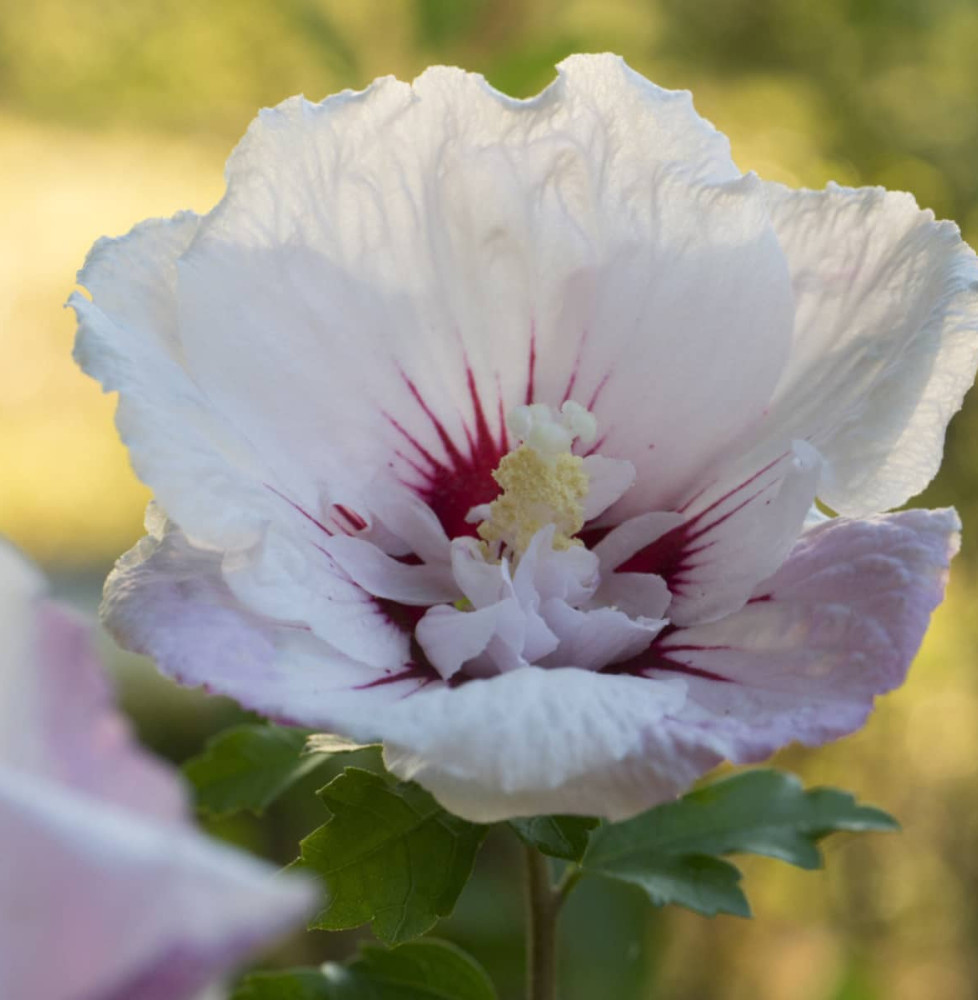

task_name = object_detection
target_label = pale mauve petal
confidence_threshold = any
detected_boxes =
[30,602,185,823]
[648,508,959,758]
[102,514,419,724]
[0,544,317,1000]
[0,770,315,1000]
[0,541,47,768]
[0,541,181,820]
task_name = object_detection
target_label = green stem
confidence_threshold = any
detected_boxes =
[555,864,583,908]
[525,850,586,1000]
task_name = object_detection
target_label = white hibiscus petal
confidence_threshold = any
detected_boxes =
[511,525,600,606]
[539,170,795,522]
[319,535,458,606]
[592,571,672,621]
[70,218,286,551]
[450,537,509,608]
[581,454,637,521]
[414,597,553,681]
[591,511,684,570]
[613,442,820,626]
[221,524,408,668]
[415,603,503,681]
[539,600,667,672]
[763,182,978,515]
[379,667,699,821]
[365,482,452,563]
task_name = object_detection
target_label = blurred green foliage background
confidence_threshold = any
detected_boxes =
[2,1,978,997]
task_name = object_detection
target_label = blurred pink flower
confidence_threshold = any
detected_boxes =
[73,55,976,821]
[0,543,316,1000]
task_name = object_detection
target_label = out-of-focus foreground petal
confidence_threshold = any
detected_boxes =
[0,542,317,1000]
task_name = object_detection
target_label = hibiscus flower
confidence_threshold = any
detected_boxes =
[0,543,315,1000]
[72,55,978,822]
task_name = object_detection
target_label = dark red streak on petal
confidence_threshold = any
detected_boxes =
[603,628,733,683]
[403,374,469,470]
[678,453,785,516]
[385,365,512,541]
[464,367,496,457]
[613,454,788,594]
[265,485,373,539]
[265,484,334,536]
[354,662,438,691]
[376,598,427,633]
[525,327,536,405]
[561,361,580,406]
[587,372,611,410]
[335,505,367,531]
[583,431,609,458]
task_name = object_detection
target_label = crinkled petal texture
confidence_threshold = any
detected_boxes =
[73,54,977,820]
[649,509,960,757]
[0,544,316,1000]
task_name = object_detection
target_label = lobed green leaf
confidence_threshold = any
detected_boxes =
[232,939,498,1000]
[298,768,487,944]
[508,815,599,862]
[582,769,897,918]
[183,724,327,818]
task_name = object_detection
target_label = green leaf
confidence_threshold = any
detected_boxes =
[582,769,897,918]
[233,967,335,1000]
[233,940,498,999]
[297,768,487,944]
[353,940,498,999]
[591,853,750,918]
[183,724,327,818]
[508,815,599,861]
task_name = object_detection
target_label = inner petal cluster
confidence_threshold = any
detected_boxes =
[390,402,672,682]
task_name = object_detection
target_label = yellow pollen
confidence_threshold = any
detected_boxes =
[477,445,590,558]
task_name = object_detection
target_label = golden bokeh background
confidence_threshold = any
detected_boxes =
[2,2,977,997]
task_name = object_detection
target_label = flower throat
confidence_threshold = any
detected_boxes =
[476,402,596,562]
